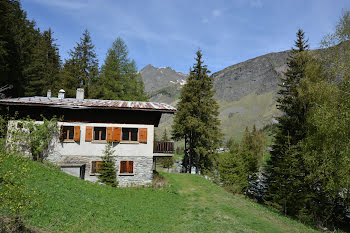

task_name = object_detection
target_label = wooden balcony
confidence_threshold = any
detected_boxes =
[153,141,174,156]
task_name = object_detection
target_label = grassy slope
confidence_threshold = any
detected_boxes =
[1,158,318,233]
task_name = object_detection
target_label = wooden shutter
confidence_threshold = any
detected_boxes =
[120,161,126,173]
[85,126,93,142]
[92,161,103,173]
[96,161,103,173]
[107,127,113,142]
[113,127,121,142]
[128,161,134,173]
[74,126,80,142]
[59,125,64,142]
[139,128,147,143]
[91,161,96,173]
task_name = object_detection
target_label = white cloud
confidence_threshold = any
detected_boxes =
[212,9,222,17]
[29,0,89,10]
[250,0,263,8]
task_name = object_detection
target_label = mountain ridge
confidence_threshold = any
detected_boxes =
[140,50,291,139]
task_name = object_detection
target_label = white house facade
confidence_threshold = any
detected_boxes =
[0,89,176,187]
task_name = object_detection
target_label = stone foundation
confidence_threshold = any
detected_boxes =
[51,155,153,187]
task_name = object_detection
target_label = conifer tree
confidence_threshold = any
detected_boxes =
[90,37,147,101]
[98,143,118,187]
[59,30,98,98]
[266,29,310,216]
[0,0,43,97]
[24,28,61,96]
[172,50,221,174]
[162,128,169,141]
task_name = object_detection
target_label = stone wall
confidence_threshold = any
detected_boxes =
[116,156,153,187]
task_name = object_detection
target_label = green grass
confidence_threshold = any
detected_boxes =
[1,157,320,233]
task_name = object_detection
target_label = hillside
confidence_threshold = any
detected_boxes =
[140,51,290,140]
[0,157,319,233]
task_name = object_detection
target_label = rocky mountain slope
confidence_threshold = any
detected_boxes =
[140,51,292,140]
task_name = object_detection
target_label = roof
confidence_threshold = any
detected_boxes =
[0,96,176,113]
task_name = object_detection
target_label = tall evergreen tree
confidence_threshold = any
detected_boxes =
[172,50,221,174]
[59,30,98,98]
[24,28,61,96]
[162,128,169,142]
[90,37,147,101]
[0,0,40,97]
[266,29,310,216]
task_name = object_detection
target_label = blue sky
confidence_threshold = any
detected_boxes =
[22,0,349,74]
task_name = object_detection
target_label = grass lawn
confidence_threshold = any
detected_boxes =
[0,157,320,233]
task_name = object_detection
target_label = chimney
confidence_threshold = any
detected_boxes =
[58,89,65,99]
[76,88,84,100]
[47,89,52,98]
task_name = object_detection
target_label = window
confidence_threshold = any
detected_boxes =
[60,126,80,142]
[62,126,74,141]
[94,127,106,141]
[91,161,103,174]
[120,161,133,174]
[122,128,138,141]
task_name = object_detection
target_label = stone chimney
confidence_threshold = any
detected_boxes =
[47,89,51,98]
[76,88,84,100]
[58,89,65,99]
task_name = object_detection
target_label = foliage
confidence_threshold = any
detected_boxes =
[59,29,98,98]
[97,143,118,187]
[0,153,37,231]
[0,0,61,98]
[0,157,319,232]
[218,126,265,194]
[172,50,222,174]
[266,29,310,216]
[161,128,169,141]
[6,117,58,161]
[297,57,350,227]
[90,37,148,101]
[24,28,61,97]
[159,157,175,171]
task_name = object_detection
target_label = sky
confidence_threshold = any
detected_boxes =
[21,0,350,74]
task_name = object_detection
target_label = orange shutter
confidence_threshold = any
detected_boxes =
[74,126,80,142]
[59,125,64,142]
[85,126,93,142]
[107,127,113,142]
[113,127,121,142]
[120,161,126,173]
[139,128,147,143]
[128,161,134,173]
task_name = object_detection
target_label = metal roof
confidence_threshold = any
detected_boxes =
[0,96,176,113]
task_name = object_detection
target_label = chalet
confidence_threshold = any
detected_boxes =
[0,88,176,187]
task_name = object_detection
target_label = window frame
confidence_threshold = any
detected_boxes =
[91,161,104,174]
[93,127,107,142]
[62,126,75,142]
[121,128,139,142]
[119,161,134,175]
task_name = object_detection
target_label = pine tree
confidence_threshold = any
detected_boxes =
[24,28,61,96]
[162,128,169,142]
[172,50,222,174]
[266,29,310,216]
[98,143,118,187]
[90,37,148,101]
[59,30,98,98]
[0,0,42,97]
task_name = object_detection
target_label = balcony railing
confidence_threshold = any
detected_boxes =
[153,141,174,154]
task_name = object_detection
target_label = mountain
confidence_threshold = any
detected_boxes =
[140,51,292,140]
[139,64,187,104]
